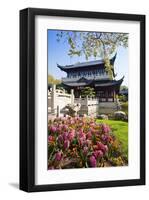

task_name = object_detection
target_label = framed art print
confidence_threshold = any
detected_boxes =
[20,8,145,192]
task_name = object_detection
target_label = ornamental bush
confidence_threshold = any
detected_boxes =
[48,117,127,169]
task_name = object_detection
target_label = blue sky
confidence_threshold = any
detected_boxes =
[48,30,128,86]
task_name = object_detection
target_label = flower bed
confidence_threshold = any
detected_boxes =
[48,117,127,169]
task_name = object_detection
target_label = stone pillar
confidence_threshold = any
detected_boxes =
[51,84,56,114]
[86,95,89,115]
[86,95,88,106]
[71,89,74,105]
[56,105,60,117]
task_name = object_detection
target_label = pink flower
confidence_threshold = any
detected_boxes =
[57,135,63,144]
[97,142,105,150]
[93,150,103,159]
[78,137,85,146]
[63,124,68,130]
[57,124,63,133]
[97,142,108,154]
[89,127,95,133]
[90,122,95,128]
[101,134,108,142]
[55,152,63,161]
[83,146,88,156]
[48,135,54,142]
[104,145,108,153]
[101,134,112,143]
[50,126,57,133]
[63,132,68,140]
[102,124,110,133]
[68,130,75,141]
[78,131,86,140]
[89,155,97,167]
[64,140,70,150]
[86,139,92,147]
[70,119,75,125]
[75,116,79,121]
[86,131,92,139]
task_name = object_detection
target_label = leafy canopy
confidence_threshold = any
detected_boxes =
[57,31,128,79]
[48,74,61,85]
[120,85,128,91]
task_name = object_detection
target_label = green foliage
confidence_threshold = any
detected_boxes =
[120,85,128,91]
[104,57,114,79]
[97,119,128,161]
[121,102,128,115]
[81,87,95,98]
[48,74,61,85]
[119,95,127,102]
[119,86,128,102]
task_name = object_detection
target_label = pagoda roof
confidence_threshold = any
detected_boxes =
[95,77,124,87]
[62,76,124,88]
[57,54,117,71]
[62,77,93,87]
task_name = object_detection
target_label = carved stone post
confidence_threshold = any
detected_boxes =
[51,84,56,114]
[57,105,60,117]
[86,95,88,106]
[71,89,74,105]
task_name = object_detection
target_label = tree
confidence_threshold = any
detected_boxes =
[120,85,128,91]
[48,74,61,85]
[119,85,128,102]
[81,87,95,98]
[57,31,128,79]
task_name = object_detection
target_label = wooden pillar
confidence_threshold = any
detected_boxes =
[105,90,108,102]
[113,90,116,102]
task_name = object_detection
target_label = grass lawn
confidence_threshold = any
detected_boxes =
[96,119,128,159]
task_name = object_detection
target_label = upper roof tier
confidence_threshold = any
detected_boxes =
[57,54,117,72]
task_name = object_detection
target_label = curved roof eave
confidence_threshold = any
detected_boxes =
[95,76,124,87]
[57,54,117,71]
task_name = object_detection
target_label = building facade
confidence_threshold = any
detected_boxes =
[57,54,124,102]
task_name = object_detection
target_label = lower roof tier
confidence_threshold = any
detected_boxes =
[62,76,124,88]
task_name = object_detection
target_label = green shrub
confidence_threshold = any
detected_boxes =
[118,95,128,102]
[121,102,128,115]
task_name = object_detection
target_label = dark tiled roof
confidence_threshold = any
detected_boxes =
[62,76,124,88]
[95,77,124,87]
[63,82,92,87]
[57,54,117,71]
[62,77,93,87]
